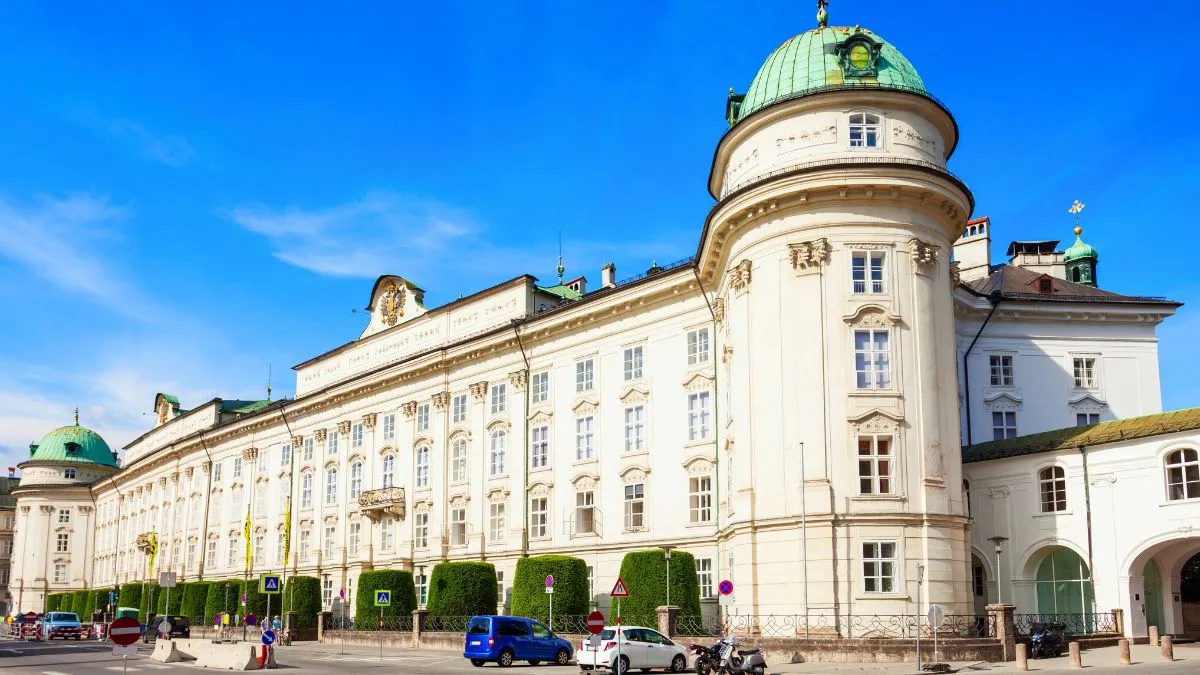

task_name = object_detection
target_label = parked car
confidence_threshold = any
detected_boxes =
[41,612,84,640]
[142,615,191,642]
[578,625,687,674]
[464,615,574,667]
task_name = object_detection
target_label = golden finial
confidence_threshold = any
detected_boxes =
[74,407,79,425]
[1074,226,1083,236]
[816,0,829,28]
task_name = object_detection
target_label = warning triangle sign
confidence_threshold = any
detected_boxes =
[264,577,279,591]
[610,577,630,598]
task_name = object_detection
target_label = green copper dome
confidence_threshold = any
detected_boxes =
[26,422,118,468]
[1063,227,1098,262]
[730,26,926,125]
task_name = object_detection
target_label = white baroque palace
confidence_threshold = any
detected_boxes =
[8,16,1200,638]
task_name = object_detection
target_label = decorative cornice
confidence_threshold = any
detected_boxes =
[619,387,650,406]
[909,238,939,276]
[572,399,599,416]
[728,259,753,292]
[842,304,902,328]
[682,372,714,393]
[788,238,832,274]
[469,381,489,402]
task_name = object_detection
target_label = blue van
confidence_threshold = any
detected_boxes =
[464,615,574,667]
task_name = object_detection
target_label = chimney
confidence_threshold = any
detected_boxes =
[601,263,616,289]
[953,216,992,282]
[7,467,14,478]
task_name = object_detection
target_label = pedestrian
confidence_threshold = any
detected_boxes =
[272,615,281,631]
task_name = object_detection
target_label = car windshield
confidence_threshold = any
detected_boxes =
[467,617,491,635]
[49,613,79,622]
[599,629,616,640]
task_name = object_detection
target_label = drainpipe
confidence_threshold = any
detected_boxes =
[962,291,1003,446]
[510,319,532,556]
[1079,444,1096,612]
[691,266,721,585]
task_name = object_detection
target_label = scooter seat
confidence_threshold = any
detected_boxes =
[737,649,760,656]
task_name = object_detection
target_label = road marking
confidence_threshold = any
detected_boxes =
[106,668,140,672]
[142,666,173,670]
[42,671,74,675]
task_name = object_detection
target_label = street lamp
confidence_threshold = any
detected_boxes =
[661,546,677,608]
[987,536,1009,605]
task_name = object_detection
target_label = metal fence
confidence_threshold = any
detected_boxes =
[426,615,473,632]
[356,615,412,632]
[720,613,992,639]
[1013,612,1118,637]
[675,615,726,637]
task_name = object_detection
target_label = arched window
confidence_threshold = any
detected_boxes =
[415,446,430,488]
[349,462,363,500]
[382,454,395,488]
[1035,547,1094,615]
[490,431,507,476]
[1166,448,1200,500]
[325,469,338,505]
[451,439,468,483]
[849,113,881,148]
[1039,466,1067,512]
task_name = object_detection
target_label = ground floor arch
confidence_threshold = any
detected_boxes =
[1124,535,1200,638]
[1034,546,1095,616]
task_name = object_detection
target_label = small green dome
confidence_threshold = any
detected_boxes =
[1064,227,1099,262]
[26,423,117,468]
[732,26,926,125]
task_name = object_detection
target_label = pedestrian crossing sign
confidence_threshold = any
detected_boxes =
[259,574,282,594]
[375,590,391,607]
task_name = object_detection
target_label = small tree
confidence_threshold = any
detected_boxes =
[117,584,142,612]
[182,582,211,620]
[610,549,702,623]
[84,590,98,617]
[204,581,232,621]
[157,582,187,615]
[355,570,417,629]
[44,593,60,612]
[242,578,268,617]
[427,562,497,618]
[511,555,589,621]
[70,590,88,616]
[282,576,322,628]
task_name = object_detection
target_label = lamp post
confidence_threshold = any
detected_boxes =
[987,536,1009,605]
[661,546,677,608]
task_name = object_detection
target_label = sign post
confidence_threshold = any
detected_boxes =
[610,578,629,675]
[260,575,281,650]
[109,616,141,675]
[928,604,946,666]
[241,593,248,642]
[339,588,346,655]
[586,611,604,649]
[545,575,554,630]
[160,571,177,627]
[375,590,391,663]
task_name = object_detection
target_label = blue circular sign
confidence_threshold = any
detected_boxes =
[718,580,734,596]
[245,613,257,627]
[262,630,276,646]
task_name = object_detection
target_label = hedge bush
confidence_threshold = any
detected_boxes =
[140,582,159,618]
[44,593,61,612]
[427,562,497,618]
[204,581,234,620]
[242,579,268,617]
[84,590,98,616]
[70,590,88,616]
[182,582,211,619]
[117,584,142,611]
[156,581,186,615]
[609,549,702,622]
[354,570,417,628]
[282,576,321,628]
[511,555,589,619]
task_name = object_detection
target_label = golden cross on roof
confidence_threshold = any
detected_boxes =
[1068,200,1085,215]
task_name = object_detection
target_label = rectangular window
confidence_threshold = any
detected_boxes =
[490,432,506,476]
[497,571,505,603]
[349,462,363,499]
[301,473,313,508]
[323,525,336,557]
[576,359,594,393]
[257,448,269,473]
[416,404,431,432]
[64,467,76,479]
[348,522,361,556]
[452,394,468,423]
[624,405,645,452]
[414,513,429,549]
[254,535,265,565]
[213,462,224,483]
[54,563,67,583]
[575,416,595,460]
[696,558,714,600]
[1039,467,1067,512]
[849,113,881,148]
[857,435,893,494]
[854,329,892,390]
[299,528,311,560]
[688,392,711,441]
[687,328,710,366]
[452,441,468,483]
[275,532,285,564]
[490,384,507,415]
[254,495,267,517]
[575,491,595,534]
[56,533,70,553]
[381,516,394,552]
[382,454,395,488]
[851,251,886,294]
[228,537,238,567]
[58,508,71,524]
[624,483,645,530]
[451,507,467,546]
[417,573,428,606]
[489,503,505,542]
[992,411,1017,440]
[416,447,430,487]
[303,438,314,461]
[973,564,985,597]
[233,458,242,479]
[326,431,340,456]
[1073,356,1098,388]
[1076,413,1100,426]
[623,346,643,381]
[322,577,333,610]
[325,470,338,505]
[989,354,1015,386]
[531,426,550,469]
[530,497,548,539]
[862,541,897,593]
[689,475,713,523]
[382,414,396,440]
[280,444,292,467]
[531,372,550,403]
[206,540,217,568]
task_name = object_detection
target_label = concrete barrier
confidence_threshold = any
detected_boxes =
[151,639,183,663]
[194,642,260,670]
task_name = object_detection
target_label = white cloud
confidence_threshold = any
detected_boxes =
[104,119,196,166]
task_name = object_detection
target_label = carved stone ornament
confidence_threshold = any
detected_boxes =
[185,467,195,479]
[789,238,832,274]
[682,372,714,393]
[729,259,753,292]
[357,486,406,522]
[983,392,1022,412]
[723,345,734,364]
[843,304,901,328]
[509,370,528,392]
[487,489,509,504]
[401,401,418,418]
[158,477,167,488]
[909,238,939,276]
[291,435,303,449]
[362,412,378,429]
[469,381,489,402]
[619,387,650,406]
[713,297,725,325]
[572,399,599,416]
[337,420,352,435]
[619,465,650,484]
[314,429,328,443]
[432,391,451,410]
[40,504,56,514]
[240,447,258,462]
[380,281,406,326]
[987,486,1012,499]
[949,261,962,287]
[848,409,903,435]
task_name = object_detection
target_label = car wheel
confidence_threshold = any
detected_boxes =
[498,649,515,668]
[612,656,630,675]
[751,666,764,675]
[671,655,687,673]
[472,659,486,667]
[556,649,571,666]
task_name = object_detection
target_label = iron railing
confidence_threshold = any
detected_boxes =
[721,613,992,639]
[675,615,726,637]
[353,615,413,632]
[1014,612,1118,637]
[426,615,473,632]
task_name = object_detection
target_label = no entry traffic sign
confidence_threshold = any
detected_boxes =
[23,611,36,623]
[109,617,141,646]
[586,611,605,635]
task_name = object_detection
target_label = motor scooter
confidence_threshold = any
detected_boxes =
[715,635,767,675]
[687,640,723,675]
[1029,622,1065,658]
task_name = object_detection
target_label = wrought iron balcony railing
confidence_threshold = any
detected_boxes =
[357,486,406,522]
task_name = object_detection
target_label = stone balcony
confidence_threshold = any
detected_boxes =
[357,487,406,522]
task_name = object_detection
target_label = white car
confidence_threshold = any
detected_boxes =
[578,625,688,674]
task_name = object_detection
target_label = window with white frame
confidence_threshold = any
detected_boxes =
[327,431,340,456]
[417,573,428,606]
[228,535,239,567]
[281,444,292,467]
[857,435,894,494]
[696,558,714,599]
[254,494,267,517]
[688,392,711,441]
[490,431,506,476]
[233,458,242,479]
[687,328,710,365]
[530,497,548,538]
[490,384,507,415]
[849,112,881,148]
[689,475,713,523]
[452,394,468,423]
[989,354,1014,386]
[576,359,594,393]
[275,532,285,564]
[301,472,313,508]
[497,570,505,603]
[206,540,217,568]
[1076,413,1100,426]
[992,411,1017,440]
[489,503,505,542]
[54,563,67,583]
[58,508,71,524]
[416,404,430,432]
[624,406,645,452]
[624,346,643,381]
[322,577,333,609]
[303,438,314,461]
[1039,466,1067,512]
[299,528,311,559]
[381,454,395,488]
[451,439,468,483]
[854,330,891,390]
[348,521,361,556]
[531,426,550,469]
[862,541,897,592]
[56,532,70,552]
[851,251,886,294]
[1072,356,1098,388]
[382,414,396,440]
[624,483,645,530]
[575,416,595,460]
[214,462,224,483]
[575,490,595,534]
[531,371,550,403]
[1166,448,1200,500]
[258,448,269,472]
[254,534,265,564]
[381,516,394,551]
[414,512,429,549]
[325,469,338,505]
[323,525,336,557]
[416,446,430,487]
[349,462,363,499]
[450,507,467,546]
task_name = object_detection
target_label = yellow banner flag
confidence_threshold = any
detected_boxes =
[243,505,252,571]
[282,496,292,567]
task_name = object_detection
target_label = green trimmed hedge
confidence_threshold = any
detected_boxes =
[282,576,321,628]
[354,570,417,628]
[511,555,589,619]
[610,549,702,622]
[204,581,234,620]
[243,579,268,617]
[44,593,61,612]
[69,590,88,616]
[157,581,186,615]
[182,582,211,619]
[140,582,159,618]
[84,590,98,616]
[117,584,142,611]
[427,562,497,618]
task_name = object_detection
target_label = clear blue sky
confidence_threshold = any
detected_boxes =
[1,0,1196,470]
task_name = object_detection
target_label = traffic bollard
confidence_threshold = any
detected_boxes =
[1118,638,1130,665]
[1015,643,1028,671]
[1148,625,1159,646]
[1069,641,1082,668]
[1161,635,1174,662]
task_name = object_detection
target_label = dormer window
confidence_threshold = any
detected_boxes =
[1038,278,1052,293]
[849,113,881,148]
[64,442,80,455]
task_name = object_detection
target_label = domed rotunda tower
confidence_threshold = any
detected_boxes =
[9,413,120,612]
[699,10,973,616]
